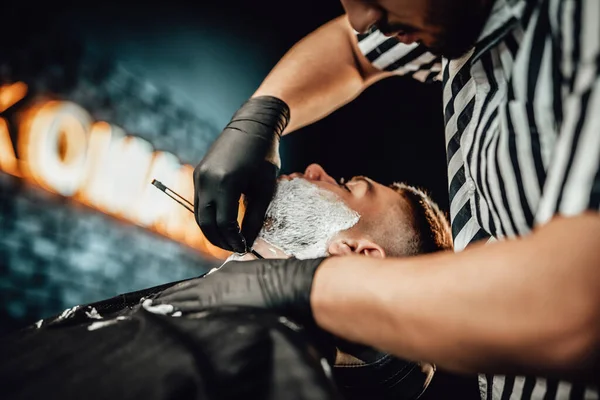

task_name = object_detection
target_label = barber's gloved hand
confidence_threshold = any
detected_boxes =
[193,96,290,253]
[152,257,337,362]
[152,257,324,325]
[150,257,423,381]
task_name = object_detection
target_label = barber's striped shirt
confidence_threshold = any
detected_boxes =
[356,0,599,399]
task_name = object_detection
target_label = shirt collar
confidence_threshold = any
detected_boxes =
[471,0,530,62]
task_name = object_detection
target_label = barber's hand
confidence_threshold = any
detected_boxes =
[193,96,290,253]
[152,257,324,324]
[150,257,418,377]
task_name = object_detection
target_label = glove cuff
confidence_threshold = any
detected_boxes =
[283,256,336,364]
[230,95,291,139]
[287,257,326,326]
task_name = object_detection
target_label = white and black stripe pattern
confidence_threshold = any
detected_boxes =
[535,0,600,223]
[356,0,599,398]
[442,50,491,248]
[357,29,443,82]
[481,375,598,400]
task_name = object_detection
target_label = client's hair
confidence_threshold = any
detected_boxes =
[390,183,453,255]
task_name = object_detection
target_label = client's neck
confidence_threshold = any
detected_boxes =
[252,238,289,259]
[227,238,289,262]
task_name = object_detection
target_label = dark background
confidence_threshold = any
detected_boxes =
[1,1,478,398]
[3,0,448,199]
[46,0,449,198]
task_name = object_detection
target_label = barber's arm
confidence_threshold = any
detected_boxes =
[154,214,600,383]
[192,15,392,253]
[301,2,600,379]
[312,213,600,382]
[253,15,392,134]
[313,0,600,381]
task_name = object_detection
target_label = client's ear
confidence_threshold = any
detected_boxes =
[328,237,386,258]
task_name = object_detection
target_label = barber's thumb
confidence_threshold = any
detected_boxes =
[241,194,272,248]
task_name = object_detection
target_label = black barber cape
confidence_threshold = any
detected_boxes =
[0,276,431,400]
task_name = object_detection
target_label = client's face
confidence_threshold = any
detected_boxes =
[256,164,410,259]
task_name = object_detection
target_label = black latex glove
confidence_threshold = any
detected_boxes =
[152,257,324,326]
[151,258,431,397]
[152,257,338,363]
[193,96,290,253]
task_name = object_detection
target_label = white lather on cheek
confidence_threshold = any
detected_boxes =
[258,178,360,260]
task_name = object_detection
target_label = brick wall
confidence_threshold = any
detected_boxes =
[0,27,223,334]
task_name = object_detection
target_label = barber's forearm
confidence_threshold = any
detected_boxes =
[253,15,391,134]
[311,214,600,379]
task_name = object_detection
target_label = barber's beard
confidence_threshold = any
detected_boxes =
[256,178,360,259]
[425,0,492,59]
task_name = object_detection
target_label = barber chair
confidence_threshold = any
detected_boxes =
[0,280,434,400]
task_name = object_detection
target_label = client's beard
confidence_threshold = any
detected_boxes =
[256,178,360,259]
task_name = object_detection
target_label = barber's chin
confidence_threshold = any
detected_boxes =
[424,33,479,59]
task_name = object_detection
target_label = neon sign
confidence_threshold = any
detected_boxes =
[0,82,235,260]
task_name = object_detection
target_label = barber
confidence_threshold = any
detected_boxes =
[185,1,600,399]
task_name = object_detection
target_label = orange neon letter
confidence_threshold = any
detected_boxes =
[18,101,92,196]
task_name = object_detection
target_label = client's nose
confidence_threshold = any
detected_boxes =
[304,164,338,185]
